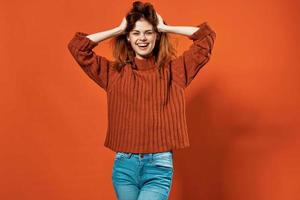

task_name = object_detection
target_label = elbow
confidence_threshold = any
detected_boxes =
[211,30,216,40]
[208,32,216,51]
[67,41,73,54]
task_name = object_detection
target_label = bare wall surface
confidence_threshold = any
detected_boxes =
[1,0,299,199]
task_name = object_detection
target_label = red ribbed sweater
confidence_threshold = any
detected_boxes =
[67,22,216,153]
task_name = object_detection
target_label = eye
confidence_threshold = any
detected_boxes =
[146,32,153,35]
[132,32,139,35]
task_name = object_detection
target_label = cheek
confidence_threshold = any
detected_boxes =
[151,38,157,47]
[150,35,156,41]
[150,40,157,49]
[130,41,136,49]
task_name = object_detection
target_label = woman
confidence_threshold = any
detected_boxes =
[68,1,216,200]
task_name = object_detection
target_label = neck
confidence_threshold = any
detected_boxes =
[136,53,154,60]
[133,55,157,71]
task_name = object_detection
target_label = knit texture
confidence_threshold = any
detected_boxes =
[67,22,216,153]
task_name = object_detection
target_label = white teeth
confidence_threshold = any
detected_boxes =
[137,43,149,47]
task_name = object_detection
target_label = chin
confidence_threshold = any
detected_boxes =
[138,53,153,58]
[134,50,150,56]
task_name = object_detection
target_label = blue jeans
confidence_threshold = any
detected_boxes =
[112,151,174,200]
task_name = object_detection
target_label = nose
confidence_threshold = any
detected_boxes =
[139,34,147,40]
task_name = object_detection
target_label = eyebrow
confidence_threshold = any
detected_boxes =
[132,29,153,32]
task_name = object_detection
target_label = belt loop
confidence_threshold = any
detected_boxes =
[128,153,132,159]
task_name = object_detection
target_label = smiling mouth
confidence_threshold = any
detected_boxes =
[137,43,149,50]
[137,43,149,46]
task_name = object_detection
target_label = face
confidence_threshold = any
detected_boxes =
[127,19,157,59]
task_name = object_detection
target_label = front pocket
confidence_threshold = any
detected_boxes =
[152,151,173,159]
[152,156,174,169]
[115,152,131,161]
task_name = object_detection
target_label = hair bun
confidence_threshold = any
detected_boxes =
[132,1,144,12]
[131,1,156,22]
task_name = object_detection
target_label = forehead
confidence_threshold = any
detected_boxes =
[132,19,154,31]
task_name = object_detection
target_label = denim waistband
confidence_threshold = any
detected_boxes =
[117,150,173,159]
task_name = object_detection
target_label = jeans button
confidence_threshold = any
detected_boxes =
[140,154,144,158]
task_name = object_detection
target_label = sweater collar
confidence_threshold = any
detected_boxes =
[133,55,157,71]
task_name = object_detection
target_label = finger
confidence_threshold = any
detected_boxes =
[155,11,160,17]
[157,14,163,21]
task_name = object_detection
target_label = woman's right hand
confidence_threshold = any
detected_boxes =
[156,12,167,32]
[118,17,127,34]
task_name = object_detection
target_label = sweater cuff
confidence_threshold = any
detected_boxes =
[188,22,215,41]
[71,32,99,51]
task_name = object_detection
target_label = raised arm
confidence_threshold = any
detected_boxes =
[67,18,127,91]
[86,17,127,42]
[156,13,216,89]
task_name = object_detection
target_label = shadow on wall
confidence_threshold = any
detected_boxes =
[172,78,260,200]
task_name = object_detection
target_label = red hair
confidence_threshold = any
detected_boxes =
[109,1,177,77]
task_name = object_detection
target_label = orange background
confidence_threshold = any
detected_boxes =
[1,0,300,199]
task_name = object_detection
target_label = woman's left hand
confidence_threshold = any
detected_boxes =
[156,12,167,32]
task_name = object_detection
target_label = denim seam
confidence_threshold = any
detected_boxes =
[139,188,169,198]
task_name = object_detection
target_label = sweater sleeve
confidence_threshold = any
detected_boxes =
[67,32,116,92]
[170,22,216,89]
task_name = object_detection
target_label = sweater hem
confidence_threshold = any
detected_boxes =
[104,143,190,153]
